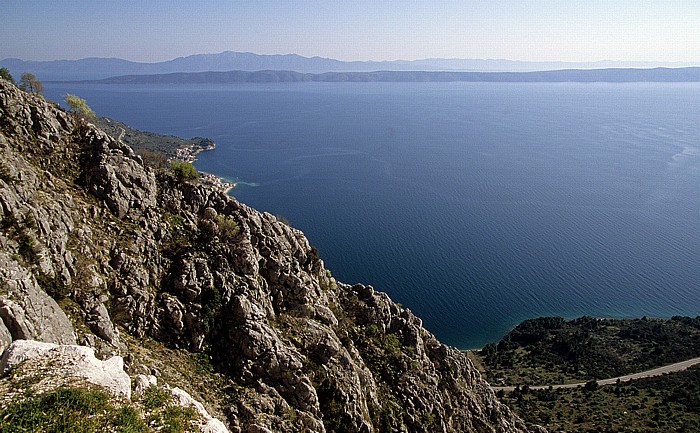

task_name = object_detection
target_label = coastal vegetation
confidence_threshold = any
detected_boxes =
[91,116,215,167]
[498,366,700,432]
[478,316,700,386]
[474,316,700,432]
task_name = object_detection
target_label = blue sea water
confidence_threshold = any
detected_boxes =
[44,82,700,348]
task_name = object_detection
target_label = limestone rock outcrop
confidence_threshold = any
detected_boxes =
[0,339,131,399]
[0,79,542,432]
[0,339,231,433]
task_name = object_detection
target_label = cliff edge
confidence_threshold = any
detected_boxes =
[0,79,542,432]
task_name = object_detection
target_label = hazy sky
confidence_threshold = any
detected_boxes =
[2,0,698,63]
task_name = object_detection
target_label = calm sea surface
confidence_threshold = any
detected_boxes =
[44,82,700,348]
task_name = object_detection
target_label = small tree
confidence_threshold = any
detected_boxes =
[170,161,199,181]
[0,67,15,84]
[137,149,169,169]
[19,72,43,93]
[64,94,96,120]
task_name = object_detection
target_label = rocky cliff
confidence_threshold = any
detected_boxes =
[0,79,541,432]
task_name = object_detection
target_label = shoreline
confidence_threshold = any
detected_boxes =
[92,116,235,194]
[174,139,236,194]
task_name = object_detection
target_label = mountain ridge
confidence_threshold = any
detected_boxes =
[2,50,697,81]
[68,67,700,84]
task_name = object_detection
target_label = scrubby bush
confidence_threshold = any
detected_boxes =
[170,161,198,181]
[215,214,239,242]
[137,149,169,169]
[65,94,96,120]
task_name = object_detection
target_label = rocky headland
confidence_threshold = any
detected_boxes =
[0,79,543,432]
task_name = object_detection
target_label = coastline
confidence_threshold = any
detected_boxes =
[94,116,236,194]
[173,136,237,194]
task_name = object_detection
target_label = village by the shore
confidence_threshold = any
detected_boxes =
[175,140,236,194]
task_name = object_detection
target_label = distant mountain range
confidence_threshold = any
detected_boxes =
[2,51,698,81]
[74,68,700,84]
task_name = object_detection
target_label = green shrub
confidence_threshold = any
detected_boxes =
[169,214,185,228]
[215,214,239,242]
[138,385,198,432]
[64,94,96,120]
[36,271,71,299]
[0,215,40,266]
[170,161,199,181]
[157,406,197,433]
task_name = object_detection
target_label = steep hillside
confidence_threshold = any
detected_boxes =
[0,79,542,433]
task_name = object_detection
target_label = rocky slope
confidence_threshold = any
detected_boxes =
[0,79,542,432]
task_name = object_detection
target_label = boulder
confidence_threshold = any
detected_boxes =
[87,302,117,344]
[0,340,131,399]
[132,373,157,394]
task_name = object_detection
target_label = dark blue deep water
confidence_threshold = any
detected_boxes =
[45,82,700,348]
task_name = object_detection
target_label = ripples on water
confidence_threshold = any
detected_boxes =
[44,82,700,348]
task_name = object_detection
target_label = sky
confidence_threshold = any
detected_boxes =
[1,0,699,63]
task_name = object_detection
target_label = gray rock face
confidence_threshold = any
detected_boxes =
[0,79,539,433]
[0,254,76,345]
[86,302,117,344]
[82,127,158,218]
[0,320,11,354]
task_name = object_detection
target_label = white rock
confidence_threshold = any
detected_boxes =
[0,339,131,399]
[201,418,230,433]
[170,387,230,433]
[132,374,157,394]
[171,387,209,418]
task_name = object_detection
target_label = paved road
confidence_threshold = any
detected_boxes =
[491,356,700,392]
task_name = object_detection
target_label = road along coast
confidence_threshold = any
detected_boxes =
[491,356,700,392]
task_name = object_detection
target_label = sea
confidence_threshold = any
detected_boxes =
[43,82,700,349]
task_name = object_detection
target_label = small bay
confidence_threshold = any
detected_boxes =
[44,82,700,348]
